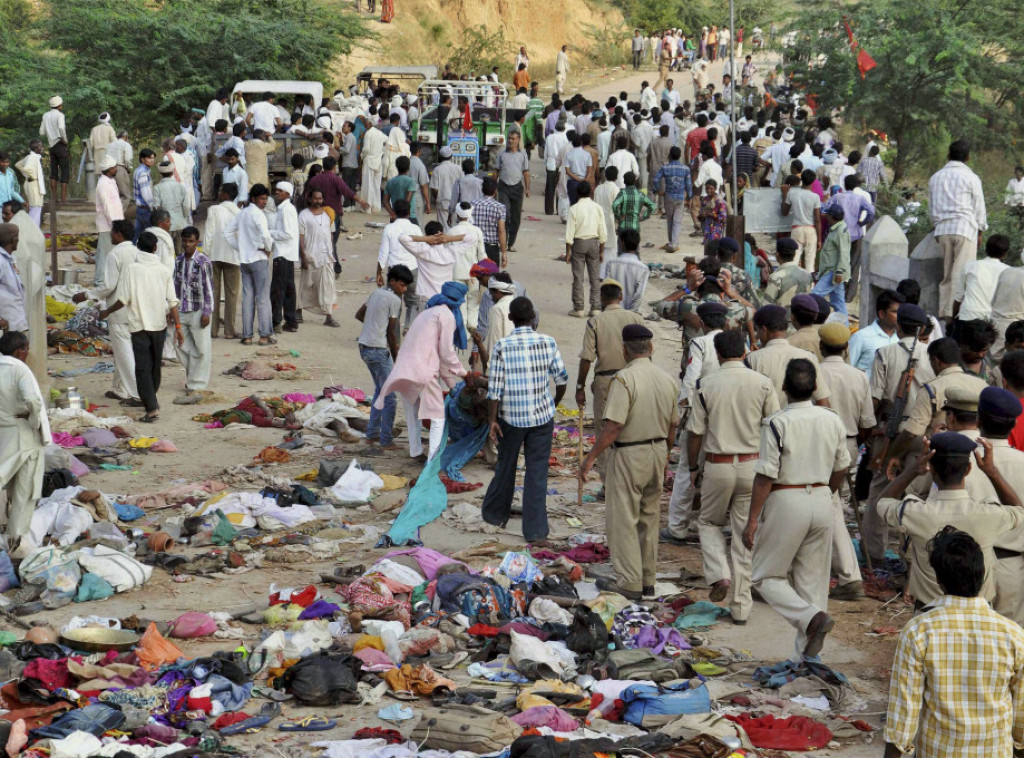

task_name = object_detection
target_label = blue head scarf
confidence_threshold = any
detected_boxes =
[426,281,469,350]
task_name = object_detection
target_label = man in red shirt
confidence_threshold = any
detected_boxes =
[685,113,709,163]
[1001,350,1024,450]
[306,156,369,273]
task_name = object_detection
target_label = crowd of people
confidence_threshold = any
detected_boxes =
[0,36,1023,758]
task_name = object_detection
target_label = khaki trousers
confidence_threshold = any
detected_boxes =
[109,321,139,400]
[791,225,818,272]
[571,238,601,313]
[212,261,240,338]
[667,430,701,537]
[937,233,978,318]
[591,374,614,480]
[994,555,1024,626]
[698,458,757,620]
[176,309,212,390]
[201,154,216,201]
[831,439,863,586]
[606,442,667,593]
[752,487,834,661]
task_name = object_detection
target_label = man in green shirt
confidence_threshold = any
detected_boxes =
[612,171,656,237]
[384,156,418,224]
[811,205,851,323]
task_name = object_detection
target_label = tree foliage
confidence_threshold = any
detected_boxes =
[1,0,366,150]
[612,0,775,36]
[784,0,1024,181]
[443,25,514,81]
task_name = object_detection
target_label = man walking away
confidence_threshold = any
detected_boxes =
[98,231,183,423]
[811,206,851,323]
[483,297,568,542]
[269,181,300,333]
[954,234,1009,323]
[603,229,650,312]
[470,178,508,266]
[172,226,213,405]
[356,265,413,451]
[224,184,275,346]
[884,527,1024,758]
[565,182,606,318]
[744,359,850,659]
[929,140,987,319]
[152,161,189,254]
[429,147,462,229]
[0,331,49,557]
[653,146,692,252]
[580,324,678,600]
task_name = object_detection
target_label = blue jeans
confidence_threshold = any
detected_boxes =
[133,206,152,243]
[360,344,396,445]
[812,271,848,321]
[240,260,272,339]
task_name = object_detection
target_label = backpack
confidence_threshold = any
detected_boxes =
[411,704,522,754]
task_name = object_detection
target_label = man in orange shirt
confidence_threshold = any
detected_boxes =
[513,64,530,92]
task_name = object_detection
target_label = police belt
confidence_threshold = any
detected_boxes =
[613,437,667,448]
[769,482,828,492]
[594,369,619,377]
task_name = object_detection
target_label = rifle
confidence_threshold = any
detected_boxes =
[870,327,922,472]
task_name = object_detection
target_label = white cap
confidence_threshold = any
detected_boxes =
[439,146,453,158]
[390,95,403,108]
[456,204,473,220]
[782,127,796,140]
[49,95,63,108]
[97,156,117,172]
[275,181,294,196]
[99,112,111,124]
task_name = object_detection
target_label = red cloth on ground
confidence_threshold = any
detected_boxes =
[725,714,832,751]
[212,712,251,730]
[440,475,483,494]
[466,623,500,637]
[354,727,404,743]
[23,658,76,691]
[562,542,610,563]
[269,585,318,607]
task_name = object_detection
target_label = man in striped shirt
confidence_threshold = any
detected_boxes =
[172,226,213,404]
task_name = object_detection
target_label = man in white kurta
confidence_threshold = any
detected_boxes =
[593,173,620,268]
[10,210,47,389]
[361,120,387,213]
[88,114,117,182]
[14,143,45,226]
[0,331,49,553]
[448,203,487,326]
[94,156,123,288]
[297,189,338,325]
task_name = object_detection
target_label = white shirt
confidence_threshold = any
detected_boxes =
[545,132,569,172]
[928,160,987,240]
[39,109,67,147]
[399,231,479,299]
[764,140,794,184]
[115,253,180,333]
[640,87,658,113]
[249,101,280,134]
[607,150,640,189]
[1006,177,1024,207]
[271,199,299,262]
[105,138,134,170]
[222,165,249,204]
[449,220,487,279]
[204,201,241,265]
[662,89,681,110]
[956,256,1009,321]
[224,203,273,265]
[206,99,228,128]
[515,53,530,70]
[377,218,422,271]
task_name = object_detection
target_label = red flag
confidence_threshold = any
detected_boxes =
[462,103,473,131]
[857,48,877,78]
[843,17,856,48]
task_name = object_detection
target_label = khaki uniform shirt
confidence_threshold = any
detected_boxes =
[819,355,876,437]
[755,400,850,484]
[902,366,988,437]
[787,325,822,360]
[745,338,831,405]
[689,361,779,454]
[763,262,812,308]
[604,357,679,443]
[879,489,1023,605]
[579,304,645,375]
[870,338,934,417]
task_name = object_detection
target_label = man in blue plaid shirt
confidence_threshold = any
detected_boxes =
[482,297,568,543]
[653,146,692,252]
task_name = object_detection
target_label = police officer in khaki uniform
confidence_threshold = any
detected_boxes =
[787,294,822,359]
[575,279,645,483]
[580,324,678,601]
[743,358,850,659]
[877,431,1023,608]
[817,322,875,601]
[861,303,933,566]
[746,304,831,406]
[689,330,778,623]
[763,238,812,309]
[662,300,727,546]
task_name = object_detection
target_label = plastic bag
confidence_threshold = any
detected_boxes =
[330,460,384,503]
[20,546,80,607]
[500,552,543,586]
[136,622,184,671]
[75,545,152,592]
[75,573,115,602]
[281,652,360,705]
[565,605,609,655]
[169,612,218,638]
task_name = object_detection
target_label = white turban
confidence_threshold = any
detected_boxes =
[489,280,516,294]
[49,95,62,108]
[275,181,294,196]
[313,144,329,159]
[99,112,111,124]
[455,204,473,220]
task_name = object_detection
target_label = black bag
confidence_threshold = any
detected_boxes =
[280,652,360,705]
[533,575,578,599]
[565,606,609,655]
[41,469,78,498]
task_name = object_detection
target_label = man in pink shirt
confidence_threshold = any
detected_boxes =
[94,155,124,287]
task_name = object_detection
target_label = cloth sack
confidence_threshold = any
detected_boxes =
[411,704,522,754]
[75,545,152,592]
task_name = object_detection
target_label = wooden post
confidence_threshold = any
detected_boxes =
[48,192,58,279]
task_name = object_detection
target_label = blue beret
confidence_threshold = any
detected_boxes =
[717,236,739,253]
[777,237,799,253]
[791,293,819,316]
[622,324,654,341]
[754,304,788,326]
[811,294,831,316]
[697,301,729,318]
[897,303,928,327]
[930,432,979,458]
[979,387,1023,419]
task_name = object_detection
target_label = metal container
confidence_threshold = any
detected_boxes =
[60,627,140,653]
[55,269,80,286]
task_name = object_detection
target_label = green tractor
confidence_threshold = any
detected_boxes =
[414,80,509,170]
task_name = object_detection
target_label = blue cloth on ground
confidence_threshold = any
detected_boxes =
[384,418,450,546]
[439,381,488,482]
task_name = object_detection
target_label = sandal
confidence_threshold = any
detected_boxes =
[119,398,144,408]
[258,337,278,346]
[219,702,281,735]
[139,413,160,423]
[240,338,253,345]
[278,715,337,732]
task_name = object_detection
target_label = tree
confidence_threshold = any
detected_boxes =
[784,0,1024,181]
